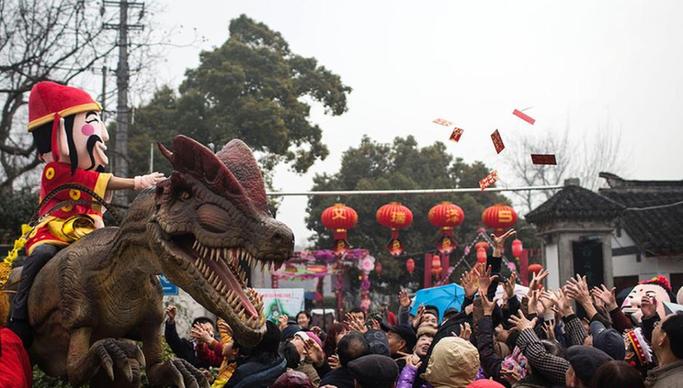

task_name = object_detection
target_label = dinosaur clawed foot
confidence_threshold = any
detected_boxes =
[89,338,146,385]
[147,358,209,388]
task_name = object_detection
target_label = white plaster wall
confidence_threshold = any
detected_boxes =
[545,243,560,289]
[610,232,683,279]
[612,254,683,279]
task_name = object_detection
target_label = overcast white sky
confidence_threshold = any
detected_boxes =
[145,0,683,246]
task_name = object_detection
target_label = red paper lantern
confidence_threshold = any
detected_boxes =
[511,239,523,258]
[528,263,543,275]
[475,241,489,263]
[406,258,415,274]
[431,255,442,275]
[376,202,413,256]
[428,202,464,254]
[321,203,358,254]
[482,204,518,236]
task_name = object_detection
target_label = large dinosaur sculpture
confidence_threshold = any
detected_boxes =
[5,135,294,387]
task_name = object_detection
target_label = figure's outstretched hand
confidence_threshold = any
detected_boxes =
[134,172,165,190]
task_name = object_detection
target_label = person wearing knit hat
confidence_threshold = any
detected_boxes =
[7,81,165,348]
[423,336,481,388]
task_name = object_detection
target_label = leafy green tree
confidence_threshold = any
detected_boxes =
[126,14,351,178]
[306,135,534,298]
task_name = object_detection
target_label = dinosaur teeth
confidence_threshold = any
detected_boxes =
[193,240,199,250]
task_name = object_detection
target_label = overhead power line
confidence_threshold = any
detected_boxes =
[265,185,564,197]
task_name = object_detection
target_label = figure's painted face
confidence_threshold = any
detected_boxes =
[621,284,670,322]
[63,111,109,170]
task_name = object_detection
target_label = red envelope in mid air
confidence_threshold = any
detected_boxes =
[433,118,453,127]
[491,130,505,154]
[479,170,498,191]
[530,154,557,165]
[513,109,535,125]
[450,127,463,142]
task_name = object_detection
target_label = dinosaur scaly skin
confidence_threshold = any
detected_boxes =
[21,135,294,387]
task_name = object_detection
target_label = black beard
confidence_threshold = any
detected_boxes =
[85,135,103,171]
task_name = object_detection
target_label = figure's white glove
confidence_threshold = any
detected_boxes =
[134,172,165,190]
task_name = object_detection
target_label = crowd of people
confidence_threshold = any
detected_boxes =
[158,232,683,388]
[2,231,682,388]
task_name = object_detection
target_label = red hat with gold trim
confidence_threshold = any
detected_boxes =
[625,328,653,366]
[27,81,101,162]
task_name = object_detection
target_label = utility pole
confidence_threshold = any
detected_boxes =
[100,65,107,121]
[102,1,144,204]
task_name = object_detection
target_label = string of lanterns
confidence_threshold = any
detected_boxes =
[321,202,523,274]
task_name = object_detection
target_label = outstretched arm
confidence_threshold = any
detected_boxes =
[107,173,165,191]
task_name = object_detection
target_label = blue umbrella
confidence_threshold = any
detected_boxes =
[410,283,465,323]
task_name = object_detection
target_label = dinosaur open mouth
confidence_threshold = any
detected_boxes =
[169,233,271,328]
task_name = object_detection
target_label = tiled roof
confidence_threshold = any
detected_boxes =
[599,173,683,256]
[525,184,625,224]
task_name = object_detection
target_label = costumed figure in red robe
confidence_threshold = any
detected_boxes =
[7,81,165,347]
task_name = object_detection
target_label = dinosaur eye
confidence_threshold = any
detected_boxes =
[179,191,192,201]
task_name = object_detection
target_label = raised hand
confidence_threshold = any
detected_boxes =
[458,322,472,341]
[399,289,412,308]
[508,310,538,332]
[481,293,497,316]
[539,289,556,312]
[303,338,325,367]
[503,272,517,300]
[345,313,367,334]
[328,354,340,369]
[165,305,176,323]
[592,284,618,311]
[641,295,658,319]
[492,228,516,256]
[566,275,591,307]
[555,288,574,317]
[542,319,556,341]
[406,353,422,368]
[411,304,426,329]
[191,323,213,344]
[529,268,549,291]
[528,289,545,316]
[501,366,522,385]
[474,263,496,295]
[278,314,289,330]
[460,269,478,298]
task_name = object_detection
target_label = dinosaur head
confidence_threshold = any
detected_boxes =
[150,135,294,346]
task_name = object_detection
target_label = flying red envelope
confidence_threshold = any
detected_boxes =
[450,127,463,142]
[433,118,453,127]
[513,109,535,125]
[479,170,498,191]
[531,154,557,165]
[491,129,505,154]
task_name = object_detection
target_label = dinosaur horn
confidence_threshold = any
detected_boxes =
[215,139,268,213]
[170,135,247,197]
[157,142,174,163]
